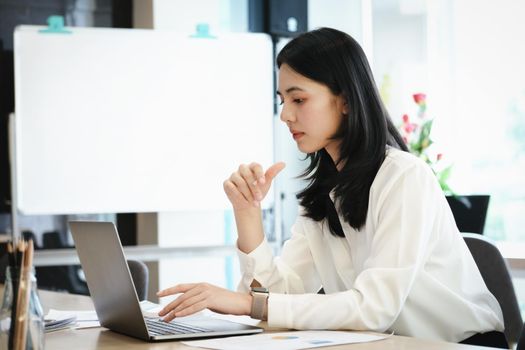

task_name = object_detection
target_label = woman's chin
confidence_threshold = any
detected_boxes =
[297,144,321,154]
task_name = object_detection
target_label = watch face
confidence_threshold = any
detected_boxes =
[251,287,269,293]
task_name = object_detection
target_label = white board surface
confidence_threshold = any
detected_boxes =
[14,26,274,214]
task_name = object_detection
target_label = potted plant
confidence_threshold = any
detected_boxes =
[399,93,490,234]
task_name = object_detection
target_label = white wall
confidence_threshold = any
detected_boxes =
[147,0,247,33]
[308,0,364,41]
[372,0,427,122]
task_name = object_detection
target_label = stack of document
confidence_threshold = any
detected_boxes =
[44,316,76,333]
[43,301,161,332]
[45,309,100,331]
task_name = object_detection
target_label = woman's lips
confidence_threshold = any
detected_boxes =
[290,129,304,140]
[292,132,304,140]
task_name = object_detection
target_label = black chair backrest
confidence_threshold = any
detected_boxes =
[127,259,149,301]
[464,234,523,344]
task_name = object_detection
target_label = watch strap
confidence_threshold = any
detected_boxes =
[250,288,268,320]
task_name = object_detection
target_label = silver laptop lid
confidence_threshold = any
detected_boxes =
[69,221,150,340]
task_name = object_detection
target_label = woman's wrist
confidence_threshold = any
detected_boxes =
[234,207,264,253]
[233,205,262,217]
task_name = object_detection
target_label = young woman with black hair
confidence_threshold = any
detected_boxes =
[157,27,506,347]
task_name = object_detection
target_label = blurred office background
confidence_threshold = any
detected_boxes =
[0,0,524,315]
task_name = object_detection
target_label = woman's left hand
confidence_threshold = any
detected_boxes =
[157,283,252,322]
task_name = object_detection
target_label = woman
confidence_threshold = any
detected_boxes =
[157,28,505,346]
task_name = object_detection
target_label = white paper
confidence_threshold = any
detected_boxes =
[46,309,100,329]
[183,330,388,350]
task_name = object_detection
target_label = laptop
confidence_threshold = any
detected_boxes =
[69,221,263,341]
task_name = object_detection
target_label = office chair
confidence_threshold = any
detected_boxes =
[127,259,149,301]
[463,233,523,345]
[0,242,8,283]
[38,231,90,295]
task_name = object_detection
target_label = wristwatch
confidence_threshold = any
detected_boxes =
[250,287,269,320]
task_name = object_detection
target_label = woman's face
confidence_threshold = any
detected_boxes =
[277,64,347,161]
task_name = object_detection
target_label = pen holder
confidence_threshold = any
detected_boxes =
[0,266,45,350]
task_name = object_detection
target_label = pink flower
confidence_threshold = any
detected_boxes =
[404,123,417,134]
[413,93,426,105]
[398,93,452,193]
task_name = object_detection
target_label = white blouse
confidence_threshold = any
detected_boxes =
[237,148,504,342]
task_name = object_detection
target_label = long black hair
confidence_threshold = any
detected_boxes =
[277,28,408,236]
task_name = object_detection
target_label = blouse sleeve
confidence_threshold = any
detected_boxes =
[267,162,441,331]
[237,210,321,294]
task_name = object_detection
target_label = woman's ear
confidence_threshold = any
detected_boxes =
[335,95,348,116]
[341,98,349,115]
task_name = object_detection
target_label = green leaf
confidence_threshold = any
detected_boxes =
[438,165,453,182]
[409,141,422,155]
[418,120,433,146]
[440,182,454,196]
[436,165,454,195]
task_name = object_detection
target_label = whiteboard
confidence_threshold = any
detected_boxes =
[14,26,274,214]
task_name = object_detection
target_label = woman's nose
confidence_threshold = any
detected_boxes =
[279,103,295,123]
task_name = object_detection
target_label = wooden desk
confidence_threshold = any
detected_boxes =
[0,287,501,349]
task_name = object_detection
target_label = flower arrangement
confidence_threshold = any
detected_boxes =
[399,93,453,194]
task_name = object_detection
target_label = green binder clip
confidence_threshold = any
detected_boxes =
[190,23,216,39]
[39,15,72,34]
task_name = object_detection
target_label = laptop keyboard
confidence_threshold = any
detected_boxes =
[145,318,213,336]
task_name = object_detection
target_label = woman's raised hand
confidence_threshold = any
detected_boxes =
[223,162,286,211]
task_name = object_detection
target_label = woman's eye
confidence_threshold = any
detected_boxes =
[278,98,304,105]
